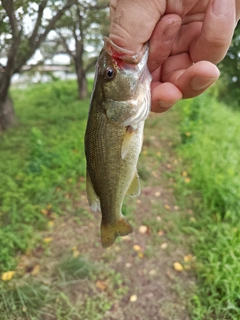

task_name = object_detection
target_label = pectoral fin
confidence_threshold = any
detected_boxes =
[126,171,141,198]
[121,126,135,159]
[86,170,101,212]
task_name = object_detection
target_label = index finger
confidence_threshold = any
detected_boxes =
[190,0,236,64]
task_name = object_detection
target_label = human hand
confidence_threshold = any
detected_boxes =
[110,0,240,112]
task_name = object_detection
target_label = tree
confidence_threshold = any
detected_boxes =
[55,0,109,100]
[218,22,240,107]
[0,0,76,131]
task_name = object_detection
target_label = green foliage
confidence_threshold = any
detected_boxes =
[56,257,92,281]
[0,281,49,319]
[176,92,240,319]
[218,21,240,107]
[0,80,89,271]
[0,256,125,320]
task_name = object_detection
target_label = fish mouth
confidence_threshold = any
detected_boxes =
[101,37,152,127]
[104,37,149,74]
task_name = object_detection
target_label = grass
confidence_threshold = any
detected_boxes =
[0,80,129,320]
[0,80,89,271]
[175,91,240,319]
[0,255,125,320]
[2,79,240,319]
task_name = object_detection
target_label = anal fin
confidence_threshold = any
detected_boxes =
[86,170,100,212]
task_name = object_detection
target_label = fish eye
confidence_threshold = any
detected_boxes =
[104,67,115,81]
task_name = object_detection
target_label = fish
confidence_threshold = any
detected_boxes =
[84,37,152,248]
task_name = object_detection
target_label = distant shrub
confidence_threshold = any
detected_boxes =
[0,80,89,271]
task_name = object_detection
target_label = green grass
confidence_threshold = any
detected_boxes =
[175,91,240,319]
[0,80,89,271]
[0,255,125,320]
[2,78,240,319]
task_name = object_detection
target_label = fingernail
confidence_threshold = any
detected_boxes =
[163,21,180,45]
[191,77,216,91]
[158,100,174,109]
[212,0,231,16]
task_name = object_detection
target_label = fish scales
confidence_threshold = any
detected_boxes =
[84,37,151,248]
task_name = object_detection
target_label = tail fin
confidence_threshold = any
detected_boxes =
[101,216,133,248]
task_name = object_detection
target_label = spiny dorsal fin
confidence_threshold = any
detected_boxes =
[126,171,141,198]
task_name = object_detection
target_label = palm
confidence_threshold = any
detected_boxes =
[110,0,239,112]
[148,0,236,111]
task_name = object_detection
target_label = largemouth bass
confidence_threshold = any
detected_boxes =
[84,37,151,248]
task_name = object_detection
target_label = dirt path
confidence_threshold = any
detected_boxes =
[19,110,195,319]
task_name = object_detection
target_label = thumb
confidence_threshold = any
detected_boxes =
[109,0,166,52]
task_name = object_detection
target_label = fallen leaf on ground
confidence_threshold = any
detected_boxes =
[184,254,194,262]
[1,271,15,281]
[22,306,27,312]
[149,269,156,275]
[133,245,142,252]
[184,265,191,270]
[158,230,164,236]
[43,237,52,243]
[164,204,171,210]
[173,262,184,272]
[154,191,161,197]
[125,263,131,268]
[31,265,40,276]
[138,252,144,258]
[129,295,138,302]
[73,250,80,258]
[48,221,54,227]
[41,209,48,215]
[96,280,108,291]
[182,171,188,177]
[138,225,148,234]
[161,243,168,249]
[185,177,191,183]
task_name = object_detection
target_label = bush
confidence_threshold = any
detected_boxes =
[0,80,89,271]
[176,92,240,319]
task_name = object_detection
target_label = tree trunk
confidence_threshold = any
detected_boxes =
[0,95,15,131]
[76,64,88,100]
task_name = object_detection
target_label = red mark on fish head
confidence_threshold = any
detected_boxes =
[111,48,125,69]
[110,48,136,70]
